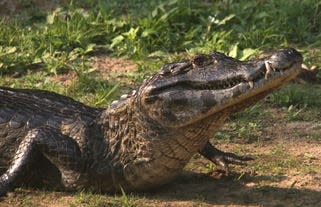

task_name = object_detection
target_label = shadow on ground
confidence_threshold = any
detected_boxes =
[143,171,321,207]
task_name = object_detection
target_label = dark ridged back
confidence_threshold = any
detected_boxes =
[0,87,102,171]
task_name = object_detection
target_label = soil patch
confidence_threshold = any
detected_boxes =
[47,56,137,86]
[0,0,67,16]
[92,55,137,82]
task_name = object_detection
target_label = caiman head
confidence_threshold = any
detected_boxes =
[138,48,303,127]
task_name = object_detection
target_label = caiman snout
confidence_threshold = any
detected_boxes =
[268,48,303,69]
[260,48,302,81]
[244,48,303,83]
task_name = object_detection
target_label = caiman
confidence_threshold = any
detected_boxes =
[0,48,303,196]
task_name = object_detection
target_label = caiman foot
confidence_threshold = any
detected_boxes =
[199,141,253,175]
[0,126,84,197]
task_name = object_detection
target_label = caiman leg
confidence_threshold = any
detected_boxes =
[199,141,253,175]
[0,127,84,196]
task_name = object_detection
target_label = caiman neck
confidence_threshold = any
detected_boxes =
[100,94,207,190]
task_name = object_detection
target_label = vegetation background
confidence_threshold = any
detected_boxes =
[0,0,321,206]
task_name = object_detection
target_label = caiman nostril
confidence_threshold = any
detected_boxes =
[283,48,302,59]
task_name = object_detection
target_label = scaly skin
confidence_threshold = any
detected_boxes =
[0,48,303,195]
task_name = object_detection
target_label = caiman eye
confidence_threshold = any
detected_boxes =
[191,54,212,68]
[160,62,191,76]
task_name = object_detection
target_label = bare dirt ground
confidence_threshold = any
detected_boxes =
[92,55,138,84]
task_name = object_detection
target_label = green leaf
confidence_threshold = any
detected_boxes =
[94,83,119,106]
[217,14,235,25]
[152,8,158,18]
[47,8,63,24]
[6,47,17,54]
[68,50,80,61]
[228,44,238,58]
[47,13,55,24]
[32,57,42,64]
[148,50,167,58]
[124,27,139,40]
[110,35,124,48]
[240,48,257,60]
[85,43,96,54]
[141,29,155,37]
[257,12,270,19]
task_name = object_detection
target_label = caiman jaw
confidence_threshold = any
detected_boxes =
[197,53,302,123]
[140,48,303,128]
[180,58,301,126]
[209,59,301,110]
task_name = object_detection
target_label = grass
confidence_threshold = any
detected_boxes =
[1,0,321,75]
[70,190,141,207]
[270,84,321,108]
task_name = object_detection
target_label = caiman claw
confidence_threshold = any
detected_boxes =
[209,150,254,175]
[199,141,254,175]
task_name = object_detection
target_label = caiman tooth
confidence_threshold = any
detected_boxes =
[120,94,130,99]
[110,100,119,107]
[264,61,272,79]
[311,65,317,70]
[248,81,254,89]
[301,64,309,70]
[111,100,119,104]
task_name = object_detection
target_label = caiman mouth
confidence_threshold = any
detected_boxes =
[177,60,301,126]
[185,61,300,91]
[193,60,302,122]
